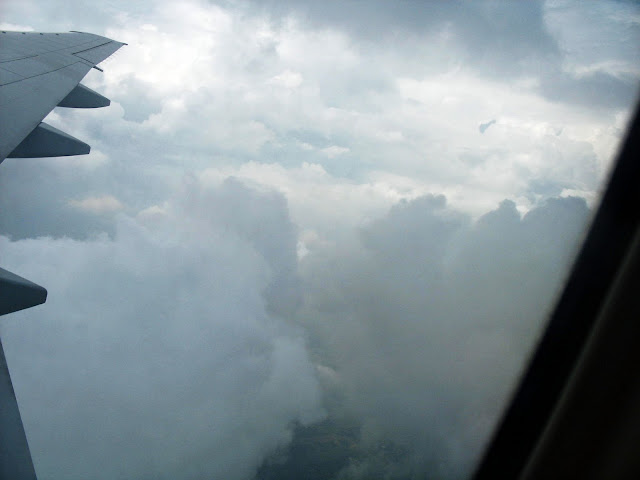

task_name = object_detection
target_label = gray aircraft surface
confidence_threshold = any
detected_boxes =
[0,30,124,479]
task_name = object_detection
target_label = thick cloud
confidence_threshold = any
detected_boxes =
[1,175,592,480]
[296,194,590,479]
[0,178,323,480]
[241,0,559,72]
[2,0,635,226]
[0,1,637,479]
[241,0,639,109]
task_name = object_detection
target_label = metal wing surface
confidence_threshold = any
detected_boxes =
[0,30,124,315]
[0,30,125,164]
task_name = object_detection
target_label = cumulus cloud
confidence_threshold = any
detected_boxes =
[295,194,590,479]
[1,178,323,480]
[68,195,124,214]
[321,146,350,159]
[245,0,559,74]
[269,70,303,89]
[2,0,633,227]
[248,0,639,109]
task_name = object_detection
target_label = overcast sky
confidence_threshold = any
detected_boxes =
[1,1,639,479]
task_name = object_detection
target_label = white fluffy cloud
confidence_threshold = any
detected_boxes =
[2,0,636,231]
[1,179,323,480]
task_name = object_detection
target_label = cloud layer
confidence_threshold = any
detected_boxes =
[297,195,590,478]
[1,178,323,480]
[0,1,638,479]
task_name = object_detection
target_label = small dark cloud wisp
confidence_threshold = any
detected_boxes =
[479,119,496,134]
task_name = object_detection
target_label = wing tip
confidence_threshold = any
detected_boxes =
[8,123,90,158]
[0,268,47,316]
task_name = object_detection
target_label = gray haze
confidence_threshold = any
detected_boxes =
[299,195,589,478]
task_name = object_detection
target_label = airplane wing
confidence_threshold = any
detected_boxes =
[0,31,124,314]
[0,31,125,164]
[1,31,124,480]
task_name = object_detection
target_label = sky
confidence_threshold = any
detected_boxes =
[0,1,639,479]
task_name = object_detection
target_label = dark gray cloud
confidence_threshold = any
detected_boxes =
[539,68,640,110]
[175,176,302,317]
[234,0,639,110]
[0,158,118,240]
[296,194,590,479]
[1,178,323,480]
[236,0,558,73]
